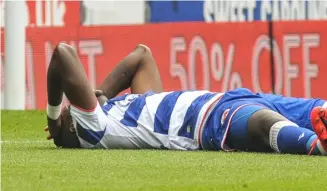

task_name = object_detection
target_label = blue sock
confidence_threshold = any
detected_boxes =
[274,125,316,154]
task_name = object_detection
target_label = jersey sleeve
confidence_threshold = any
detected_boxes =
[70,102,108,148]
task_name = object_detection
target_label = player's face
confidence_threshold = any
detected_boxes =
[59,106,81,148]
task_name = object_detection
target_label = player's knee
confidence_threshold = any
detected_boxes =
[248,109,288,137]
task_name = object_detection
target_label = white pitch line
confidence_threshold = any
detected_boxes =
[1,140,50,144]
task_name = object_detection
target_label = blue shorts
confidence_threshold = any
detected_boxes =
[201,88,326,151]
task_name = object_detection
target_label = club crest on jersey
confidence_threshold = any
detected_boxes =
[116,95,139,107]
[221,109,230,125]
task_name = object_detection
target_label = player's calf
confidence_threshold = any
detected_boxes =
[261,109,326,155]
[228,107,324,155]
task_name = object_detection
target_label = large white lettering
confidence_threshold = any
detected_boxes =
[25,42,36,109]
[36,0,65,27]
[170,37,188,90]
[79,40,103,88]
[188,36,210,90]
[302,34,320,98]
[252,35,283,94]
[283,35,300,97]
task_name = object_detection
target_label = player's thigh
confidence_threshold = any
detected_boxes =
[226,104,288,152]
[130,45,163,94]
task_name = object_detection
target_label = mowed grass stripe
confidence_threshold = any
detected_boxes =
[2,111,327,191]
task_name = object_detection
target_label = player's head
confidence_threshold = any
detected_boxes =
[53,105,81,148]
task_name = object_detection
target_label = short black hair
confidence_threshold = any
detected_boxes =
[53,110,81,148]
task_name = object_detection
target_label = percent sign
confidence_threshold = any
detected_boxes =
[170,36,243,92]
[210,42,242,92]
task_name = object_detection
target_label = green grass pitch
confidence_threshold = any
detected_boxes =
[2,111,327,191]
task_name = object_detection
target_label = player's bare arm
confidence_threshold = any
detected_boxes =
[46,43,97,145]
[95,44,163,105]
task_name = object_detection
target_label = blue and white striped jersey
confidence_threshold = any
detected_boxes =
[70,91,224,150]
[70,88,327,151]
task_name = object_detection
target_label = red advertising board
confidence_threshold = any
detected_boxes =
[26,0,80,27]
[0,0,80,27]
[1,21,327,109]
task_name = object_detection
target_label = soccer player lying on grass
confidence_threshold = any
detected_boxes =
[45,43,327,155]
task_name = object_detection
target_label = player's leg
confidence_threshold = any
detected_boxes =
[225,106,284,152]
[98,44,163,101]
[224,104,326,155]
[247,109,325,155]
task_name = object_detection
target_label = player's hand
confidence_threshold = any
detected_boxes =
[45,117,62,140]
[94,89,108,106]
[94,89,105,97]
